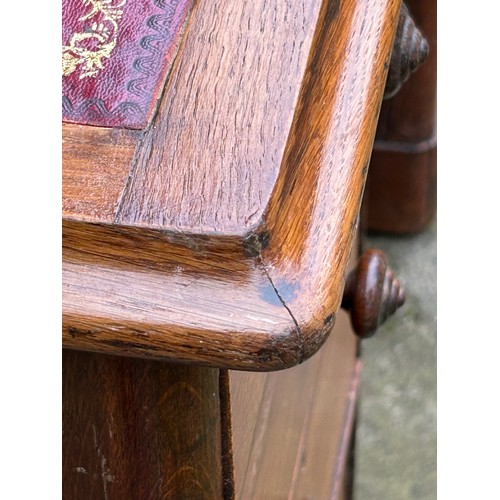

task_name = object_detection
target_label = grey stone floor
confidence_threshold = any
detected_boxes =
[353,217,437,500]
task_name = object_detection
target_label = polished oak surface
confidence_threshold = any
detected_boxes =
[62,1,405,497]
[63,0,401,370]
[62,124,139,222]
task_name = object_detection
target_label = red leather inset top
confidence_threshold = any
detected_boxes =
[62,0,192,129]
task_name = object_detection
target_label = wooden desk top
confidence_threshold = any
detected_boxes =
[63,0,401,370]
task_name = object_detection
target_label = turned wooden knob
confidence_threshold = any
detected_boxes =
[341,249,405,338]
[384,3,429,99]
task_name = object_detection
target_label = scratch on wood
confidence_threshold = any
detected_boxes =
[92,424,115,500]
[258,256,305,363]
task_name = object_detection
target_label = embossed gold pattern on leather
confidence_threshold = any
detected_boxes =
[62,0,127,79]
[62,0,193,128]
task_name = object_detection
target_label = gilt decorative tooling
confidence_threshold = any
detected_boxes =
[62,0,192,129]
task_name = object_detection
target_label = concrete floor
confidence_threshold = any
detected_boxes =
[353,218,437,499]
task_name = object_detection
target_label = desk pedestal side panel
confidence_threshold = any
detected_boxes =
[228,310,359,499]
[62,351,223,499]
[62,311,359,500]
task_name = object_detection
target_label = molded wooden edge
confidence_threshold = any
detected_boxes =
[62,219,336,371]
[62,219,335,371]
[62,0,400,371]
[62,218,250,272]
[62,219,304,371]
[62,316,307,372]
[258,0,402,346]
[62,283,310,372]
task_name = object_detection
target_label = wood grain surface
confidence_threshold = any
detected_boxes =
[62,0,401,369]
[62,350,223,499]
[115,0,326,234]
[63,220,299,370]
[226,240,360,499]
[62,124,140,223]
[258,0,401,357]
[228,309,360,499]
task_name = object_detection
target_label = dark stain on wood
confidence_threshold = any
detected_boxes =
[100,339,161,351]
[219,370,236,500]
[243,230,270,258]
[68,327,97,338]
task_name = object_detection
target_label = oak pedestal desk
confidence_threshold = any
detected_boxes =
[62,0,428,497]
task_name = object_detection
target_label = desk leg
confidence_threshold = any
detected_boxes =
[62,350,224,499]
[362,0,436,234]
